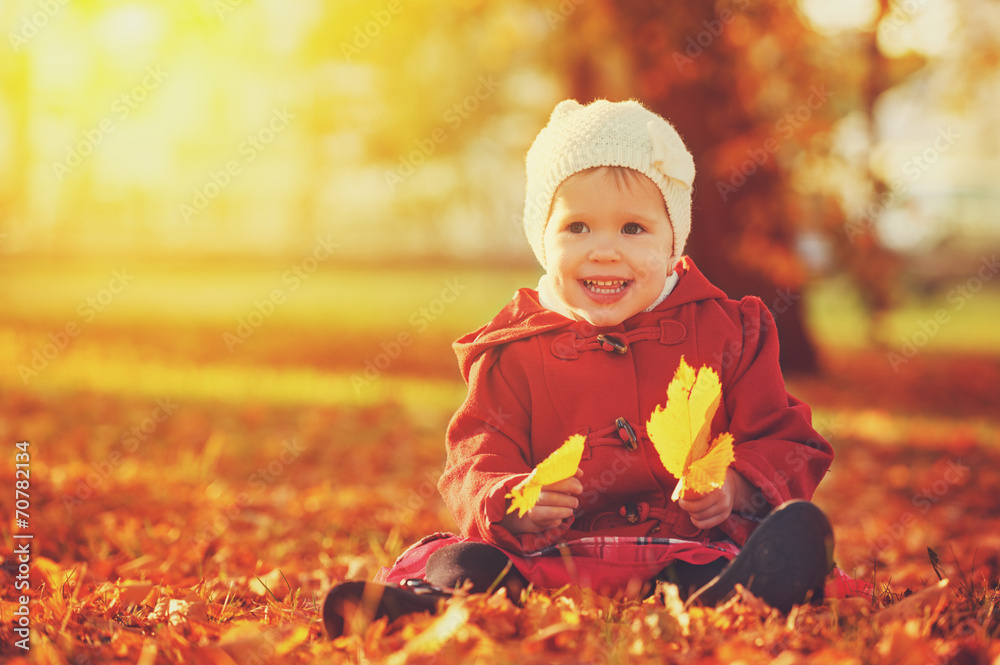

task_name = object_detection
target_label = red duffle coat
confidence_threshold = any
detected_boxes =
[437,257,834,555]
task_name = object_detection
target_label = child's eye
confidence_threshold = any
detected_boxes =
[622,222,645,235]
[568,222,587,233]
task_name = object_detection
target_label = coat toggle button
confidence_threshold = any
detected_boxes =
[615,417,638,451]
[597,333,628,354]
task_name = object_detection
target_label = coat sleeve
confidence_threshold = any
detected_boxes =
[718,297,834,542]
[438,344,567,553]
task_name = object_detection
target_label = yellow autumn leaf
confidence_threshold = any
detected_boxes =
[506,434,585,517]
[395,602,471,658]
[646,357,734,500]
[683,432,735,496]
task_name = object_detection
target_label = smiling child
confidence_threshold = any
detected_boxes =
[324,99,863,638]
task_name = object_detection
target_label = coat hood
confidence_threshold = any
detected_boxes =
[452,257,727,382]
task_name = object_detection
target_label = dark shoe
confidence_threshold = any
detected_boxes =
[657,557,730,601]
[322,579,453,639]
[684,500,834,614]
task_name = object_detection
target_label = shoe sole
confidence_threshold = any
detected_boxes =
[684,500,834,613]
[323,581,444,639]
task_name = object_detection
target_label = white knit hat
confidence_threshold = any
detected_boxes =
[523,99,696,268]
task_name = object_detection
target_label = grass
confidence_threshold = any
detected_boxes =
[805,275,1000,353]
[4,256,998,355]
[0,255,542,334]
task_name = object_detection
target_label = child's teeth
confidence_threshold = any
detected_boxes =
[586,280,627,293]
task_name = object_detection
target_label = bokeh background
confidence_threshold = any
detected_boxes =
[2,0,999,380]
[2,1,1000,660]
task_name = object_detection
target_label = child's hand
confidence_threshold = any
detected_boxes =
[501,469,584,535]
[677,468,753,530]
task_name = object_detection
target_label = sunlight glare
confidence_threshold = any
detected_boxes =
[878,2,958,57]
[799,0,879,32]
[96,4,167,59]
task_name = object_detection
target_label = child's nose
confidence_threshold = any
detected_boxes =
[587,235,622,262]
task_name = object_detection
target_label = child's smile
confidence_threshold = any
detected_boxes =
[581,277,631,303]
[542,167,674,327]
[583,278,629,295]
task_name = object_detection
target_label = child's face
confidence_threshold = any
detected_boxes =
[542,167,674,327]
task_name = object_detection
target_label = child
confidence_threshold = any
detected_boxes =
[324,99,852,639]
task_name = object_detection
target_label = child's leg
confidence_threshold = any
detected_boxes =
[426,541,527,598]
[683,500,834,613]
[659,557,729,600]
[324,542,525,639]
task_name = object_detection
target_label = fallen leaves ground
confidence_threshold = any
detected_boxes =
[2,319,999,664]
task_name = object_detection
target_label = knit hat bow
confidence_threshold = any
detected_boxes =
[647,120,695,190]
